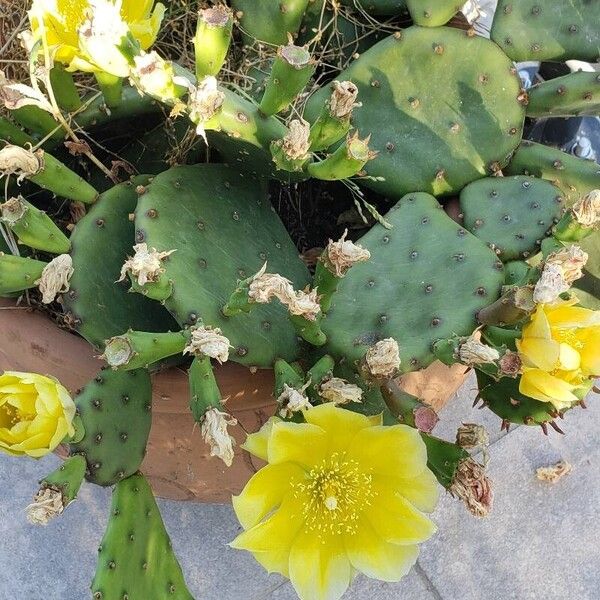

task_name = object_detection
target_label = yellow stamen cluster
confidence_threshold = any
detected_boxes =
[293,452,376,538]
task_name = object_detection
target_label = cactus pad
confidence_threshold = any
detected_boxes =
[527,71,600,118]
[305,26,525,198]
[134,164,310,368]
[322,193,505,372]
[63,178,176,349]
[70,369,152,487]
[92,474,193,600]
[406,0,462,27]
[491,0,600,63]
[506,141,600,206]
[460,176,565,261]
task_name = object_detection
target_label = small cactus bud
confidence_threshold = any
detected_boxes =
[0,196,27,225]
[499,350,522,377]
[36,254,74,304]
[364,338,401,379]
[533,262,570,304]
[329,80,360,118]
[545,245,588,285]
[119,243,175,287]
[319,377,363,405]
[323,229,371,277]
[456,423,489,449]
[458,336,500,366]
[572,190,600,227]
[201,407,237,467]
[449,458,493,517]
[278,382,312,418]
[26,487,65,526]
[0,145,44,183]
[248,263,296,304]
[280,119,311,161]
[184,326,231,364]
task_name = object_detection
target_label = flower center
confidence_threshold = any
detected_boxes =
[553,328,583,350]
[0,402,19,428]
[293,452,376,537]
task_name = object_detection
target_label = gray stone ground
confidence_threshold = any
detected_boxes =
[1,372,598,600]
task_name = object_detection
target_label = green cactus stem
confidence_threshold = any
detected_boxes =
[10,105,62,140]
[49,65,82,112]
[0,253,46,295]
[381,382,439,433]
[308,81,359,151]
[274,358,306,398]
[258,43,315,116]
[477,285,535,326]
[222,271,256,317]
[39,454,86,507]
[307,132,376,180]
[188,355,223,423]
[270,119,311,172]
[527,71,600,118]
[194,5,233,78]
[0,195,70,254]
[553,192,599,242]
[305,355,336,403]
[291,313,327,346]
[92,474,194,600]
[95,72,123,108]
[103,330,190,371]
[0,145,98,204]
[0,117,34,148]
[232,0,310,45]
[421,433,469,489]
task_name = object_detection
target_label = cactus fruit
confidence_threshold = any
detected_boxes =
[194,5,233,78]
[70,368,152,487]
[406,0,462,27]
[460,176,565,261]
[133,164,310,367]
[491,0,600,63]
[0,195,70,254]
[306,26,525,197]
[49,65,82,112]
[0,253,46,295]
[505,141,600,205]
[321,193,505,372]
[231,0,309,45]
[0,116,34,148]
[63,177,176,349]
[526,71,600,118]
[92,473,193,600]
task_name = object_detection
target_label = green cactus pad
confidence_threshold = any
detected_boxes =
[406,0,462,27]
[92,473,193,600]
[134,164,310,368]
[491,0,600,63]
[460,176,565,260]
[321,193,505,372]
[63,177,176,349]
[305,26,525,198]
[70,368,152,487]
[506,141,600,206]
[503,261,531,286]
[527,71,600,118]
[341,0,406,16]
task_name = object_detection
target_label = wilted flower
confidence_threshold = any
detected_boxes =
[36,254,74,304]
[457,335,500,366]
[277,383,312,418]
[280,119,311,161]
[184,326,231,364]
[572,189,600,227]
[364,338,401,378]
[231,404,438,600]
[201,407,237,467]
[544,245,588,285]
[0,145,44,184]
[329,80,360,118]
[533,263,570,304]
[119,242,175,287]
[319,377,363,405]
[449,458,493,517]
[323,229,370,277]
[0,372,75,457]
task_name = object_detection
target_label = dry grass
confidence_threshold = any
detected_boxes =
[0,0,30,83]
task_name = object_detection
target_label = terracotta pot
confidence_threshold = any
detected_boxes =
[0,298,465,502]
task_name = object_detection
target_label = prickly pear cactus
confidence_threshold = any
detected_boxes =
[92,474,193,600]
[460,176,565,260]
[134,163,310,367]
[322,193,505,371]
[63,177,177,349]
[70,369,152,486]
[306,26,525,197]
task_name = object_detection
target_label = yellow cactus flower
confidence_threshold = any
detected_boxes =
[0,372,75,458]
[517,298,600,410]
[28,0,165,74]
[231,404,438,600]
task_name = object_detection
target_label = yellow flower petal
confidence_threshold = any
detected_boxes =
[576,326,600,376]
[523,305,551,339]
[516,337,560,371]
[366,481,437,545]
[546,305,600,328]
[558,343,581,371]
[240,416,280,461]
[288,529,353,600]
[232,463,305,530]
[519,368,579,409]
[348,424,428,479]
[268,422,328,468]
[378,467,440,514]
[304,403,375,453]
[345,517,419,582]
